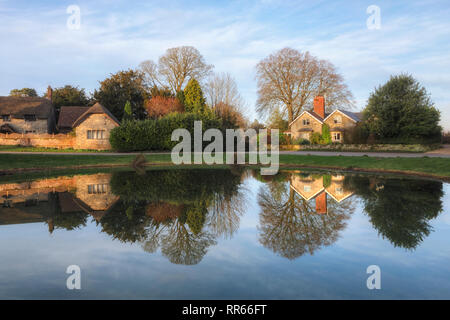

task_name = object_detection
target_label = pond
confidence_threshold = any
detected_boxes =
[0,168,449,299]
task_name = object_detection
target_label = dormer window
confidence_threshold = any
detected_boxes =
[1,115,11,122]
[334,115,342,124]
[302,119,310,126]
[24,114,36,122]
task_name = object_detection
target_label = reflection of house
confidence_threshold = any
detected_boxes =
[288,96,361,143]
[290,173,353,214]
[72,174,119,221]
[0,173,118,230]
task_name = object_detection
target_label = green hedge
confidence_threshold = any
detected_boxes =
[110,112,222,152]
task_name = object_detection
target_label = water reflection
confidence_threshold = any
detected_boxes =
[255,172,355,259]
[0,169,445,265]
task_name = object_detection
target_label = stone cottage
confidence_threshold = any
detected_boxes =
[288,96,362,143]
[0,86,56,134]
[0,86,119,150]
[57,102,120,150]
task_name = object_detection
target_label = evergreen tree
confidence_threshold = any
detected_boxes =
[364,74,441,143]
[183,78,207,114]
[123,101,133,122]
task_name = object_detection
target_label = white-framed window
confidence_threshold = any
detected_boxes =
[302,118,310,126]
[334,115,342,124]
[2,115,11,122]
[333,133,341,141]
[88,184,107,194]
[304,185,311,192]
[87,130,105,140]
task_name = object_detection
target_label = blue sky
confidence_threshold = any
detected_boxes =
[1,0,449,129]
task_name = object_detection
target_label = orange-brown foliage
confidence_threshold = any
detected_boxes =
[145,96,184,118]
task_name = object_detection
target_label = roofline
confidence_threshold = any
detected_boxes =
[290,184,325,201]
[73,112,120,128]
[289,110,324,127]
[325,189,354,203]
[323,109,358,123]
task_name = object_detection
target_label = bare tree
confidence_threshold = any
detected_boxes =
[205,72,245,110]
[139,46,213,93]
[255,48,354,123]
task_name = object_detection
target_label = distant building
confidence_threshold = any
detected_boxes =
[288,95,362,143]
[0,86,56,134]
[57,102,120,150]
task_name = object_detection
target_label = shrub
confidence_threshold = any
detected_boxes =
[279,132,290,145]
[110,112,222,152]
[321,124,332,144]
[310,132,322,145]
[299,139,310,145]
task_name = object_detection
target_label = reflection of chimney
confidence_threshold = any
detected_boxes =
[313,96,325,119]
[46,86,52,102]
[47,218,54,234]
[315,192,327,214]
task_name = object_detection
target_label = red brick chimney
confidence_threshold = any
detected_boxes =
[313,96,325,119]
[315,192,327,214]
[46,85,52,101]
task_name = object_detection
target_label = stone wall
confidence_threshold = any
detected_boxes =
[0,133,75,149]
[74,114,119,150]
[1,118,50,133]
[289,113,323,140]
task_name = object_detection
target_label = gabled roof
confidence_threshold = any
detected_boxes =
[289,110,327,126]
[57,106,90,129]
[0,96,53,119]
[72,102,120,128]
[290,108,362,127]
[324,109,362,123]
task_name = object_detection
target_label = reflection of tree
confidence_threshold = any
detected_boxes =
[207,189,246,238]
[100,202,149,243]
[257,175,353,260]
[45,193,88,231]
[103,169,246,264]
[347,177,443,249]
[161,221,217,265]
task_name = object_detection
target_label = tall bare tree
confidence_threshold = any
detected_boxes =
[139,46,213,93]
[255,48,354,123]
[205,72,245,109]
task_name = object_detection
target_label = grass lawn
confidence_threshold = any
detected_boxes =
[0,153,450,180]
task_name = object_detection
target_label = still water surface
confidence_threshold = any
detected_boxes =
[0,168,449,299]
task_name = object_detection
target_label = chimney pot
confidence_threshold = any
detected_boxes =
[313,96,325,119]
[315,192,327,214]
[46,86,53,102]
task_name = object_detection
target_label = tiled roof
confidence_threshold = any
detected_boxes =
[72,102,120,127]
[57,106,90,129]
[339,110,362,122]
